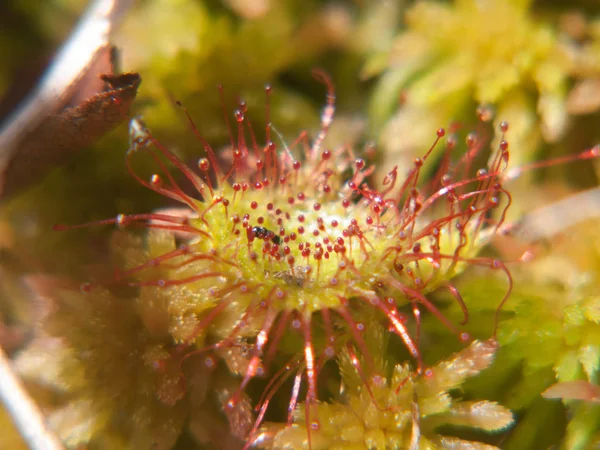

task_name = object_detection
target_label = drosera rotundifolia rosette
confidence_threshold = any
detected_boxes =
[53,70,600,446]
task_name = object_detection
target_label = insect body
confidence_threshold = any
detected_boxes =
[252,226,281,245]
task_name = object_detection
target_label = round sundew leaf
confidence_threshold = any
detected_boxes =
[33,24,586,445]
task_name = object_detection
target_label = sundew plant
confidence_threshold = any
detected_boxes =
[48,71,599,449]
[1,1,600,449]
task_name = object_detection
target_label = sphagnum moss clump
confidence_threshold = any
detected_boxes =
[53,71,592,446]
[256,325,513,449]
[368,0,600,175]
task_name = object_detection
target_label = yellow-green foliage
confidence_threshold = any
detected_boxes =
[259,324,512,449]
[452,219,600,448]
[38,279,189,448]
[367,0,600,172]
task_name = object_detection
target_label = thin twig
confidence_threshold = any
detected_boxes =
[0,346,65,450]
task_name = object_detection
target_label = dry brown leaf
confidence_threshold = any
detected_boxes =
[0,72,140,199]
[0,0,136,200]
